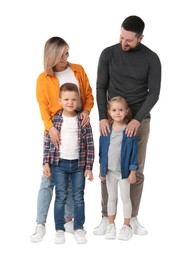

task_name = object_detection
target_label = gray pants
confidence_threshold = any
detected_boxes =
[106,170,131,218]
[101,118,150,218]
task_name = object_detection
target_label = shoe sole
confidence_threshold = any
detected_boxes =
[133,229,148,235]
[54,240,65,244]
[30,235,46,243]
[118,235,133,241]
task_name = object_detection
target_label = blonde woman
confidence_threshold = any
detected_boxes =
[31,37,94,243]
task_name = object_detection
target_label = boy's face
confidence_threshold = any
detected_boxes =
[59,91,79,113]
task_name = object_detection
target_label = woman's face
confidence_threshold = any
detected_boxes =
[53,47,69,72]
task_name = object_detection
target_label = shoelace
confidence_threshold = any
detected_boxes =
[75,230,85,236]
[120,226,131,234]
[56,231,64,237]
[107,225,115,233]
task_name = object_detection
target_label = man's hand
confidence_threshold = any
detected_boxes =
[125,119,141,137]
[99,119,110,136]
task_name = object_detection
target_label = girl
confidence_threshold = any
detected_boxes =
[99,96,138,241]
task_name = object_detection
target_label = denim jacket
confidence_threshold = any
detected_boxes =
[99,126,138,179]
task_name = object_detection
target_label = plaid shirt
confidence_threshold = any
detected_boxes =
[43,110,94,170]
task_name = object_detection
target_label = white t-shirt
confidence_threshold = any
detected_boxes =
[55,67,82,110]
[60,115,79,160]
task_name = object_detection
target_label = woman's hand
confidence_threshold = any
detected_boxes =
[80,110,90,126]
[49,126,60,147]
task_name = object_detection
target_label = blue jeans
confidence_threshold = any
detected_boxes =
[53,159,85,231]
[36,169,74,224]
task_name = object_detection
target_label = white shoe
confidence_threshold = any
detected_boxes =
[105,224,116,240]
[74,229,87,244]
[30,224,46,243]
[93,217,109,235]
[118,225,133,241]
[130,217,148,235]
[54,230,65,244]
[64,220,74,234]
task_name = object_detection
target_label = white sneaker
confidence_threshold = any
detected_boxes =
[74,229,87,244]
[130,217,148,235]
[54,230,65,244]
[30,224,46,243]
[105,224,116,240]
[64,220,74,234]
[118,225,133,241]
[93,217,109,235]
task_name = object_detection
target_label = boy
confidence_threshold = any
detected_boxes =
[43,82,94,244]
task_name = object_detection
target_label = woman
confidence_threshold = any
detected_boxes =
[31,36,94,243]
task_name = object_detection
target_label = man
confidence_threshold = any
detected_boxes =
[94,15,161,236]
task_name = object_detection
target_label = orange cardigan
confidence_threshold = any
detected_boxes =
[36,63,94,133]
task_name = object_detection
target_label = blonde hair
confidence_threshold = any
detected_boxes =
[107,96,132,124]
[43,37,69,76]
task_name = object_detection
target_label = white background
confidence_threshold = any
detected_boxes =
[0,0,187,259]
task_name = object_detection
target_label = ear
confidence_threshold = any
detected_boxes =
[139,35,144,42]
[58,98,62,105]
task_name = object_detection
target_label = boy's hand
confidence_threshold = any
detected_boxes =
[84,170,94,181]
[43,163,51,178]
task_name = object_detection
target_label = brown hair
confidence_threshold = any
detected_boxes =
[59,82,79,98]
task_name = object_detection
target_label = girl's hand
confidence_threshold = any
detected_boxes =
[128,171,136,184]
[99,173,106,181]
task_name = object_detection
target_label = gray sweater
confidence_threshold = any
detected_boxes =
[96,43,161,122]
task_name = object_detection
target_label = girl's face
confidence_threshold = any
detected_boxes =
[108,101,128,123]
[53,47,69,72]
[59,91,79,116]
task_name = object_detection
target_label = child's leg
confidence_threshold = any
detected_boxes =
[65,175,74,221]
[106,171,118,224]
[119,179,132,226]
[53,162,69,231]
[72,168,85,230]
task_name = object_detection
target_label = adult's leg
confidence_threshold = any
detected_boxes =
[130,118,150,217]
[31,174,54,242]
[36,175,54,224]
[101,180,108,217]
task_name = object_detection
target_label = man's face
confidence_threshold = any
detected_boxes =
[119,28,143,51]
